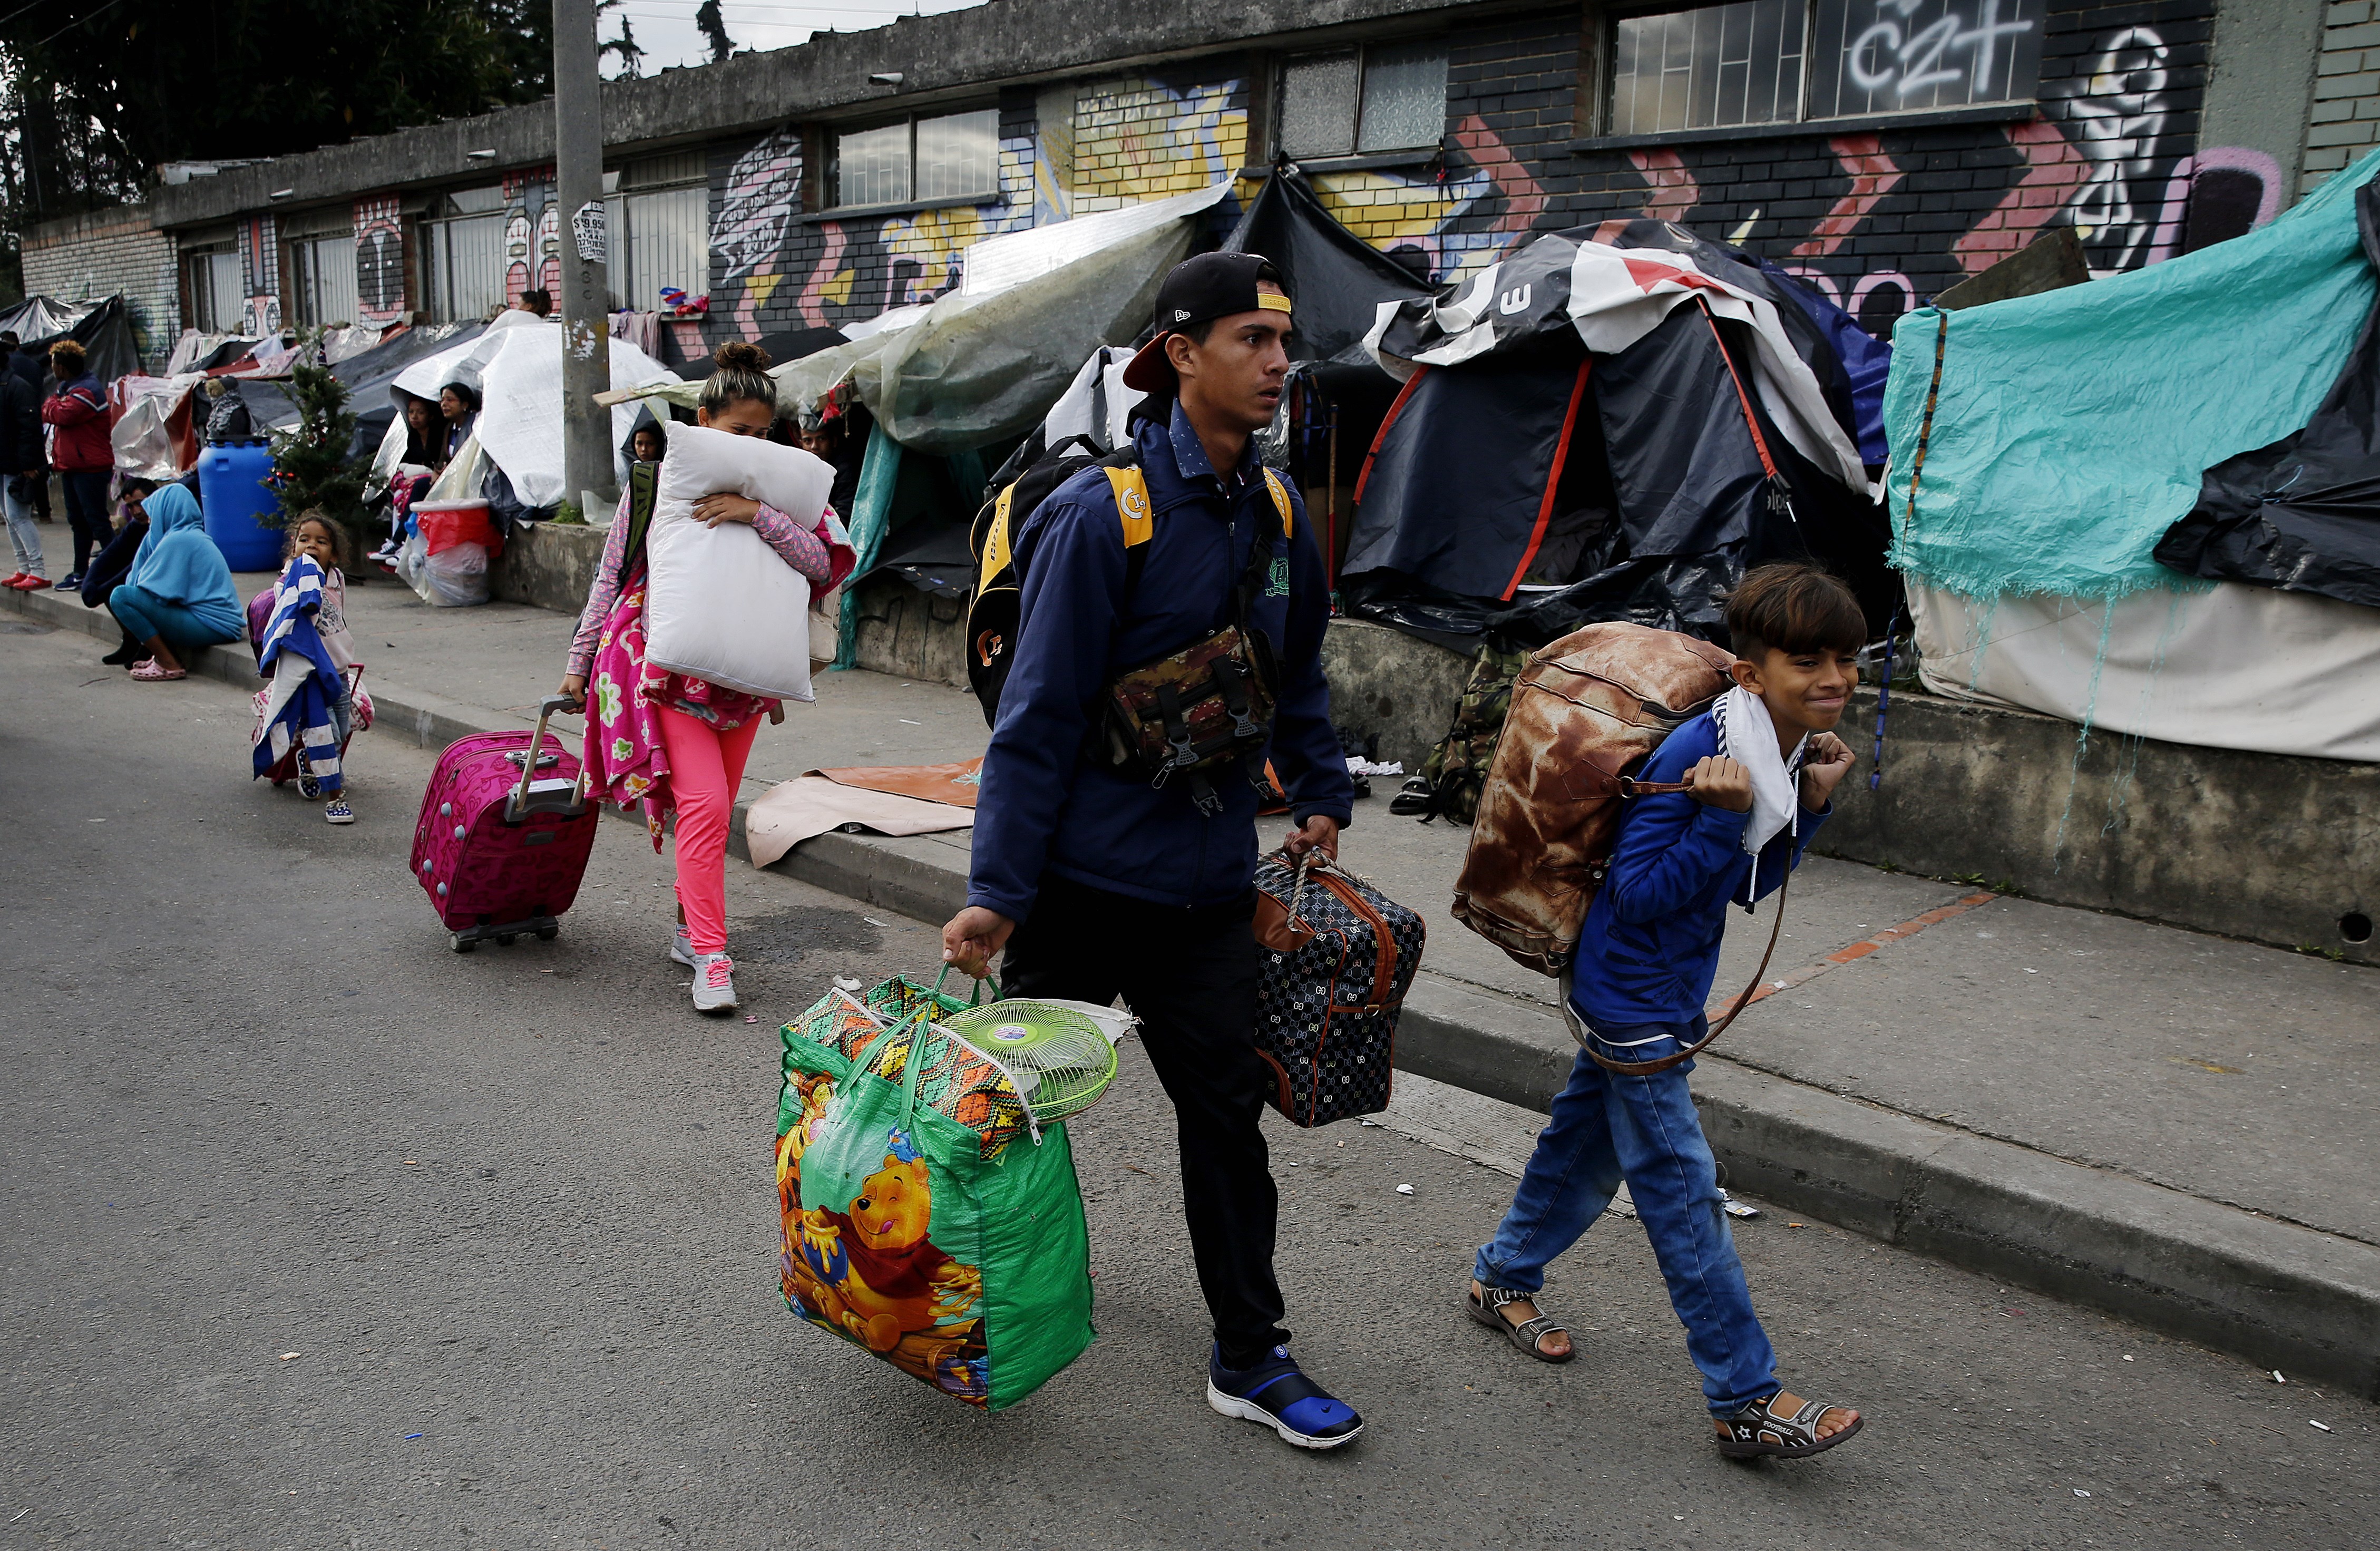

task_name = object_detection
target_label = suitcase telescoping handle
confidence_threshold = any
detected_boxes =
[504,694,587,825]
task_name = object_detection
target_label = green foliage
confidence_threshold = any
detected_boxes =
[0,0,554,222]
[266,336,364,535]
[551,500,587,526]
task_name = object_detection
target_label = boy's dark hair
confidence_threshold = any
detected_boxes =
[1724,562,1865,661]
[286,510,352,571]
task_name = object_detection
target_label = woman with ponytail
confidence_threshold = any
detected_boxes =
[557,342,856,1013]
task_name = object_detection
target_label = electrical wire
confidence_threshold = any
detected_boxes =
[22,0,127,51]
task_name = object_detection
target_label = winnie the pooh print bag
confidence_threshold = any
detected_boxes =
[776,976,1094,1409]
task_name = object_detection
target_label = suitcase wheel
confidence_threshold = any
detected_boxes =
[534,925,559,941]
[451,933,476,954]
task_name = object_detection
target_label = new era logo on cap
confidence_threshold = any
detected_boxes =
[1174,309,1191,322]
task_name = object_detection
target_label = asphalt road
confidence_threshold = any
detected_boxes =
[3,618,2373,1550]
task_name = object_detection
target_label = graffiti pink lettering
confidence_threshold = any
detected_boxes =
[1791,135,1904,259]
[1453,114,1547,256]
[1950,118,2086,275]
[1629,149,1698,221]
[797,221,848,330]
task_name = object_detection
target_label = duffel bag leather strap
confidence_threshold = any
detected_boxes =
[1580,871,1789,1077]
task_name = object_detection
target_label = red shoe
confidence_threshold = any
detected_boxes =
[0,572,22,586]
[17,575,52,590]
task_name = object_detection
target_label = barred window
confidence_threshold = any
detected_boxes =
[1608,0,2043,134]
[832,109,999,209]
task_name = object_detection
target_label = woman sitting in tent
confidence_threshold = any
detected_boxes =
[436,381,480,464]
[107,484,242,682]
[555,342,855,1014]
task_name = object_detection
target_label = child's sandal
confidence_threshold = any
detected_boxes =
[1466,1282,1575,1363]
[1715,1391,1863,1459]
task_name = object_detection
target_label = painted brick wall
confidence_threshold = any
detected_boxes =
[21,205,180,369]
[653,0,2252,359]
[2308,0,2380,192]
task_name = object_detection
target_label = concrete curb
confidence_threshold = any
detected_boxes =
[16,579,2376,1395]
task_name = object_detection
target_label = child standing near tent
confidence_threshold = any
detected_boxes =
[253,514,365,824]
[1465,562,1867,1460]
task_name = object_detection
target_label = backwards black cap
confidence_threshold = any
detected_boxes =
[1120,251,1292,394]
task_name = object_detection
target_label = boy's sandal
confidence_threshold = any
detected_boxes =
[129,661,187,681]
[1715,1391,1863,1459]
[1466,1283,1575,1363]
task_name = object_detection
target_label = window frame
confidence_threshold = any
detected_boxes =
[821,106,1003,215]
[181,242,243,334]
[1276,38,1451,167]
[605,152,710,311]
[416,186,510,323]
[285,231,360,328]
[1580,0,2044,147]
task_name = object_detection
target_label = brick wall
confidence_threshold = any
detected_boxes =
[2308,0,2380,192]
[21,204,180,369]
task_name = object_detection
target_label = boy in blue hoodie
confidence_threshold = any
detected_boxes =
[1466,562,1867,1460]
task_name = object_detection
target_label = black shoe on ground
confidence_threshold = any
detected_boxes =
[100,638,142,666]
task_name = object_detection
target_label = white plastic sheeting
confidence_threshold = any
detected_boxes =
[1037,345,1143,452]
[387,311,679,507]
[1909,581,2380,764]
[607,182,1233,453]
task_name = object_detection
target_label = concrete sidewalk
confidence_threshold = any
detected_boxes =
[15,572,2379,1394]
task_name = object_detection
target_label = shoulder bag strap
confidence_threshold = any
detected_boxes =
[614,457,659,591]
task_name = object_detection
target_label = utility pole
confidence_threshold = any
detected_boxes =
[554,0,616,518]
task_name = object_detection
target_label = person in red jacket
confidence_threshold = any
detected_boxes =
[42,339,112,591]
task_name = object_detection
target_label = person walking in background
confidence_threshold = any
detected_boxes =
[105,483,241,682]
[555,342,855,1013]
[5,333,53,527]
[0,346,47,590]
[253,513,364,825]
[41,340,110,592]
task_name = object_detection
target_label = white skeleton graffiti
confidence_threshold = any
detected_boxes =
[2063,25,2169,276]
[712,129,804,282]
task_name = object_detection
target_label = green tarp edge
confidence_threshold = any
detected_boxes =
[1884,145,2380,603]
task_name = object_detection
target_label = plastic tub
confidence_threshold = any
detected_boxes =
[413,499,502,559]
[196,439,284,571]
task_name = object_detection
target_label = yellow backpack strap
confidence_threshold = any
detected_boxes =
[1104,465,1154,548]
[1260,466,1294,539]
[977,483,1016,597]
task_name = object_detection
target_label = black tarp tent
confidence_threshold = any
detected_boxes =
[0,295,143,383]
[1343,220,1895,651]
[2157,180,2380,609]
[232,320,490,463]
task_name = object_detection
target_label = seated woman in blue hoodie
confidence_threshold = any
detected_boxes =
[108,484,242,681]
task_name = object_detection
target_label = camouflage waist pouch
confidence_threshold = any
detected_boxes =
[1101,623,1280,813]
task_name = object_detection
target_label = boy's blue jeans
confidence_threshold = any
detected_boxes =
[1472,1015,1779,1416]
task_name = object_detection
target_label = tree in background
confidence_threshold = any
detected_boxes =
[0,0,553,227]
[267,337,366,540]
[599,0,646,79]
[695,0,735,65]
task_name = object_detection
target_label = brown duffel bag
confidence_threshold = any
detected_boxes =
[1451,622,1736,977]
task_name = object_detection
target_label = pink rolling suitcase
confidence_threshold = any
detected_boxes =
[409,696,599,952]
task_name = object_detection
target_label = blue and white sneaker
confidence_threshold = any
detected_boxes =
[1206,1344,1364,1450]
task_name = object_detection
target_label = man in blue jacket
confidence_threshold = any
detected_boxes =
[943,252,1362,1449]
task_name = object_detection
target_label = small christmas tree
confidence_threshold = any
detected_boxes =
[266,331,365,541]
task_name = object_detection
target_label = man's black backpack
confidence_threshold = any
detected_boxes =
[964,434,1145,729]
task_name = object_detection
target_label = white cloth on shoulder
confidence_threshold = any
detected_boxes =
[1711,685,1804,857]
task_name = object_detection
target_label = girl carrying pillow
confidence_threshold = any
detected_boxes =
[557,342,855,1013]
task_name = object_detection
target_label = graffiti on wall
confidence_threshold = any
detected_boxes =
[502,167,561,306]
[237,216,281,336]
[354,196,406,325]
[715,129,804,338]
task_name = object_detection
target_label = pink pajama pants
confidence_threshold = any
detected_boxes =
[654,706,764,955]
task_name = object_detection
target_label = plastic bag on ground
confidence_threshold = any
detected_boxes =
[396,530,490,608]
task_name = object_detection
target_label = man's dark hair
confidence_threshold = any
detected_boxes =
[1724,561,1866,660]
[521,288,553,317]
[0,332,19,349]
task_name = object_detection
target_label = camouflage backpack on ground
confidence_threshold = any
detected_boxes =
[1394,644,1532,824]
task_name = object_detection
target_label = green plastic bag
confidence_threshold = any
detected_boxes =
[775,973,1095,1409]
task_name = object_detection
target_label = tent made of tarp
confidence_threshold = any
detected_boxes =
[1881,148,2380,761]
[609,179,1240,455]
[238,319,490,467]
[373,311,678,508]
[0,295,142,383]
[1344,220,1891,650]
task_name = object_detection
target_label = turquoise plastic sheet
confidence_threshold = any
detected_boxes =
[1884,148,2380,602]
[834,423,903,669]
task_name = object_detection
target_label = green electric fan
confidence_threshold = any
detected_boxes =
[940,999,1122,1130]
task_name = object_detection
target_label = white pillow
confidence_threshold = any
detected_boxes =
[642,421,836,702]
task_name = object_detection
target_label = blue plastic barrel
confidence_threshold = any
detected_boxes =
[196,440,284,571]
